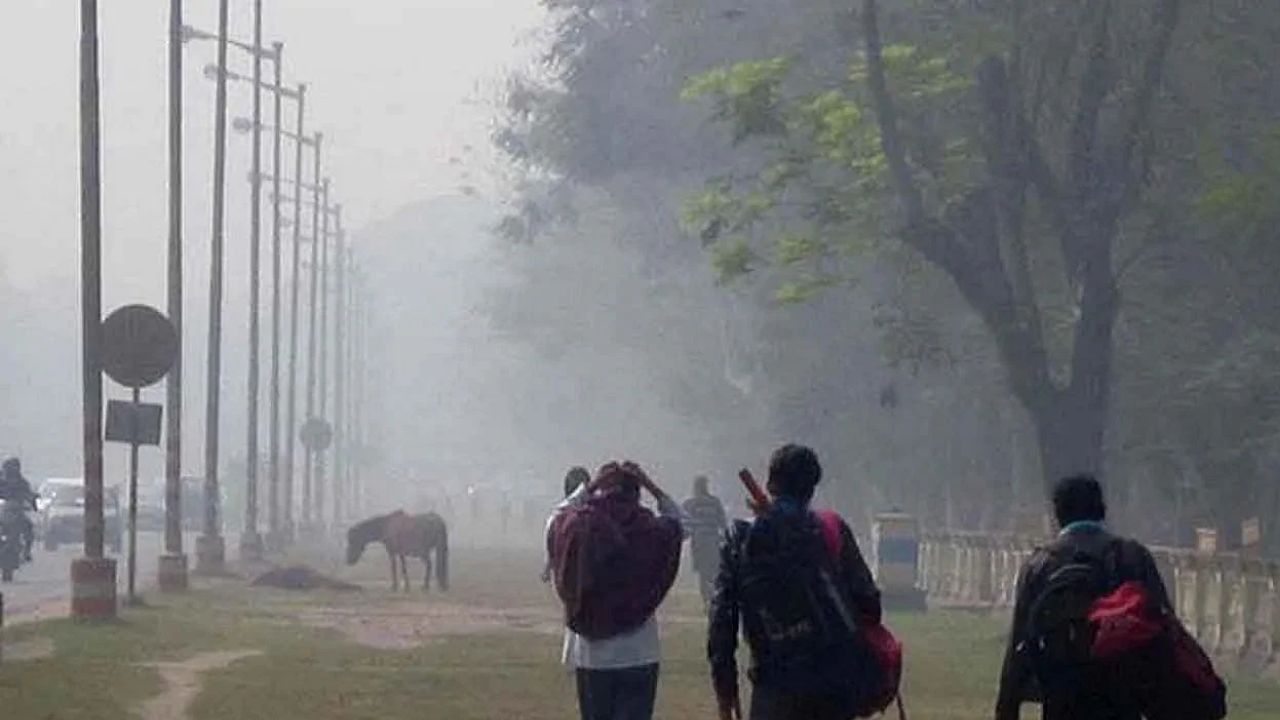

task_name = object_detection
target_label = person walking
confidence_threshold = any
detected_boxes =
[548,461,684,720]
[708,444,883,720]
[683,475,727,607]
[995,474,1178,720]
[544,466,591,584]
[0,457,38,561]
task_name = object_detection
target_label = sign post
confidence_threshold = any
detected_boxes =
[101,305,178,607]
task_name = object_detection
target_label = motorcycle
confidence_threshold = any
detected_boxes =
[0,499,27,582]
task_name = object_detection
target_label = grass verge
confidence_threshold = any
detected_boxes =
[1,547,1278,719]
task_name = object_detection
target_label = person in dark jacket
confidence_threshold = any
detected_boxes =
[0,457,37,561]
[995,474,1173,720]
[682,475,728,606]
[708,444,881,720]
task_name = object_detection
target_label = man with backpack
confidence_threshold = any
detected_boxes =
[707,444,889,720]
[995,474,1224,720]
[548,461,684,720]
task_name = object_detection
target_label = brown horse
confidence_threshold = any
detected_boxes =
[346,510,449,592]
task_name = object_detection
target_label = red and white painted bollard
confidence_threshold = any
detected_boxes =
[71,557,117,621]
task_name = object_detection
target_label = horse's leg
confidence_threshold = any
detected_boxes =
[400,555,410,593]
[423,552,432,592]
[387,547,398,592]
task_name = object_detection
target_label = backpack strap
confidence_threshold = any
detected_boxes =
[813,509,843,561]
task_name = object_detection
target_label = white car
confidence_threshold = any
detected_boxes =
[37,478,123,553]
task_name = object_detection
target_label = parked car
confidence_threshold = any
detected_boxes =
[37,478,123,553]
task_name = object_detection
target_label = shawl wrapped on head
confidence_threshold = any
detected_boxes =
[550,466,683,640]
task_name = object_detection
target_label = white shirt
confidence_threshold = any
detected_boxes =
[547,482,684,670]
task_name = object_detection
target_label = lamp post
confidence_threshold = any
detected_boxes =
[331,206,345,528]
[159,0,188,593]
[195,0,232,577]
[264,41,286,551]
[285,91,308,542]
[302,143,324,533]
[315,179,332,530]
[189,24,287,559]
[71,0,116,620]
[239,0,267,564]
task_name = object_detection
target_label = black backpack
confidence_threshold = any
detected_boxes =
[737,513,871,711]
[1022,542,1140,711]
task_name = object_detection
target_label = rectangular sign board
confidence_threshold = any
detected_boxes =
[104,400,163,446]
[1195,527,1218,555]
[1242,517,1262,548]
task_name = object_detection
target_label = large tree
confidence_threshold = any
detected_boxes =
[685,0,1186,486]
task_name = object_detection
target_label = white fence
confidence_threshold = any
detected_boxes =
[918,531,1280,665]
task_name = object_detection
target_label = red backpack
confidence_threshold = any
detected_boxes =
[1089,581,1226,720]
[815,510,906,720]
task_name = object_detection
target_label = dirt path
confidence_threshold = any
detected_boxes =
[300,601,562,650]
[2,636,55,662]
[136,650,262,720]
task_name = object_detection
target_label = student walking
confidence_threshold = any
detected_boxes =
[996,474,1225,720]
[708,445,893,720]
[548,461,684,720]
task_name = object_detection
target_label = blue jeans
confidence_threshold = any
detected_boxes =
[575,664,659,720]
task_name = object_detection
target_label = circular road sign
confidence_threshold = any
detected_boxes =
[300,417,333,451]
[101,304,179,389]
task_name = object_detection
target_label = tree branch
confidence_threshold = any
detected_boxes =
[1112,0,1183,214]
[860,0,924,226]
[1064,0,1116,279]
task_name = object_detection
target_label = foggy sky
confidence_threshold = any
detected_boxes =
[0,2,540,481]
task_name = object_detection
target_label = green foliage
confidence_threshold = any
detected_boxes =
[681,57,792,143]
[1199,126,1280,241]
[710,237,757,283]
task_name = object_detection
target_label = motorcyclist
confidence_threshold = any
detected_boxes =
[0,457,38,561]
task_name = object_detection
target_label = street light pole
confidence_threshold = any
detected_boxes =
[267,41,285,551]
[284,84,307,542]
[197,0,232,576]
[302,136,323,533]
[332,206,345,528]
[240,0,266,564]
[316,179,331,529]
[159,0,189,593]
[72,0,116,620]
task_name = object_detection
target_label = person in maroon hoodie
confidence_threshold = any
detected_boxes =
[548,461,684,720]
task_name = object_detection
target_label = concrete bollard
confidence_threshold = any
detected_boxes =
[195,534,227,576]
[158,553,189,593]
[976,539,994,604]
[1202,559,1226,654]
[71,557,117,621]
[1242,558,1270,663]
[1269,563,1280,664]
[1222,556,1248,657]
[1173,552,1199,635]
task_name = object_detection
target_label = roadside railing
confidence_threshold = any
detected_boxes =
[917,531,1280,666]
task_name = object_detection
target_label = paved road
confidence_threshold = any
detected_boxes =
[0,531,172,619]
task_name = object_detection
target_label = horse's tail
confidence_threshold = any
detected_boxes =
[435,518,449,591]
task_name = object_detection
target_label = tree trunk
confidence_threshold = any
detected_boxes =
[1031,390,1106,487]
[1027,275,1118,489]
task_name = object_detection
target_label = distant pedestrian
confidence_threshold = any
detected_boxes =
[0,457,37,561]
[682,475,727,606]
[708,444,892,720]
[544,466,591,584]
[548,461,684,720]
[995,474,1224,720]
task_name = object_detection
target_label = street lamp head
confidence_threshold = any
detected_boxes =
[180,25,214,44]
[232,117,255,135]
